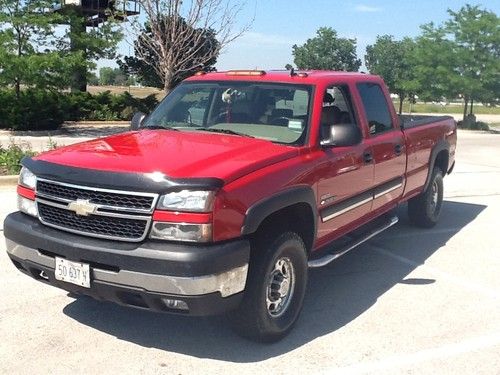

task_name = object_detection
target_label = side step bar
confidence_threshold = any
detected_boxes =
[308,215,399,268]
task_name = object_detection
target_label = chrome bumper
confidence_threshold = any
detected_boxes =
[6,239,248,298]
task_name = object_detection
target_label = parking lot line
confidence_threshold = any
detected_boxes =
[368,244,500,300]
[325,332,500,375]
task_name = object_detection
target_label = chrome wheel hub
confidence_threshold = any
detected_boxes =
[266,257,295,317]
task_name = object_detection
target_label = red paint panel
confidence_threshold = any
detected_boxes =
[33,130,297,184]
[152,210,212,224]
[17,185,35,200]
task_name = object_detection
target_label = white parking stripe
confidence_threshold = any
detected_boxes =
[369,244,500,300]
[325,332,500,375]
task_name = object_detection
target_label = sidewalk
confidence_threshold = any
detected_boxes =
[0,122,129,152]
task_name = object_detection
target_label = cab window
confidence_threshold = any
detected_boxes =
[357,82,393,135]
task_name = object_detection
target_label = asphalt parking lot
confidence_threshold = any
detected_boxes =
[0,130,499,374]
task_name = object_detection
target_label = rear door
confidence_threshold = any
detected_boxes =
[356,82,406,211]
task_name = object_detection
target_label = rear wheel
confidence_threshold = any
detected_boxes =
[229,232,308,343]
[408,167,444,228]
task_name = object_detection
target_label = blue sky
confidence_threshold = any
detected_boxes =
[100,0,500,73]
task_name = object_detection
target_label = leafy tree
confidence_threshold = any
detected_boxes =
[365,35,418,114]
[411,24,460,103]
[0,0,123,94]
[412,5,499,120]
[446,4,500,119]
[123,0,248,93]
[88,71,99,86]
[98,67,128,86]
[292,27,361,72]
[0,0,73,97]
[56,7,123,92]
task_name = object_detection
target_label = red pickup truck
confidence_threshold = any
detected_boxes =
[4,70,456,342]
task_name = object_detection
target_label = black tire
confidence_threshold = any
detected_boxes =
[229,232,308,343]
[408,167,444,228]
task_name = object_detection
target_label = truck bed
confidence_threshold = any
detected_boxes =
[400,115,454,129]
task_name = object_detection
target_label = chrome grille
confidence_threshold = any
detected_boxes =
[35,179,158,242]
[38,203,148,240]
[36,180,155,212]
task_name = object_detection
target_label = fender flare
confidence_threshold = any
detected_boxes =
[423,139,450,192]
[241,186,318,236]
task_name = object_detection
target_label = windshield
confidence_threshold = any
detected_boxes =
[143,81,313,145]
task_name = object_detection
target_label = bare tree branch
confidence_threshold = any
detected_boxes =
[127,0,253,92]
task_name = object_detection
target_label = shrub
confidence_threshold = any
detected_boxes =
[0,89,160,130]
[457,114,490,131]
[0,140,37,174]
[0,90,66,131]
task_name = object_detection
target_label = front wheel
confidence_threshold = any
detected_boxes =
[229,232,308,343]
[408,167,444,228]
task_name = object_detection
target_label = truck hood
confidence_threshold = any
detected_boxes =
[34,130,299,184]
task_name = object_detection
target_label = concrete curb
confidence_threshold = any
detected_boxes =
[0,175,18,186]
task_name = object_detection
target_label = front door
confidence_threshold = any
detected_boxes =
[315,85,374,247]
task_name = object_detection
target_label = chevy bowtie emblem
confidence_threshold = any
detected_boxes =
[68,199,97,216]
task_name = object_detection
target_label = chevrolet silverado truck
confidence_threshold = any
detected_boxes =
[4,70,457,342]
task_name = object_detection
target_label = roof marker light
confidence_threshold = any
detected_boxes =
[226,70,266,76]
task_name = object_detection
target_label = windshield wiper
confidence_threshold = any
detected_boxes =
[142,126,179,131]
[195,128,254,138]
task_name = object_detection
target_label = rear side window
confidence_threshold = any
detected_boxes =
[357,83,393,135]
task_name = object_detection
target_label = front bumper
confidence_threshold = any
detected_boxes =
[4,212,250,316]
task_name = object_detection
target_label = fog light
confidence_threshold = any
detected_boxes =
[162,298,189,311]
[150,222,212,242]
[17,195,38,217]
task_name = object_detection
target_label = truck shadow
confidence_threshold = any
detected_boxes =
[63,199,485,362]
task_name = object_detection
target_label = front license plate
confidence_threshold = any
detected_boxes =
[55,257,90,288]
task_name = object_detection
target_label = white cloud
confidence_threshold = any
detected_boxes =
[355,4,382,13]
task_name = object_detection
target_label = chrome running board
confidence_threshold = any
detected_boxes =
[308,215,399,268]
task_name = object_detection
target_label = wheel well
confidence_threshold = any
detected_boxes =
[252,203,315,253]
[434,150,449,175]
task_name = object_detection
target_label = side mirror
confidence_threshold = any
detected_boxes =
[320,123,362,147]
[130,112,146,130]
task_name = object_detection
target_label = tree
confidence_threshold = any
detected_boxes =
[446,4,500,119]
[98,67,129,86]
[412,5,499,120]
[411,23,460,104]
[292,27,361,72]
[0,0,123,94]
[88,71,99,86]
[119,15,219,89]
[365,35,417,114]
[125,0,249,93]
[56,6,123,92]
[0,0,74,97]
[99,67,116,85]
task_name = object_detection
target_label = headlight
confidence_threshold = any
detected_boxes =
[157,190,214,212]
[19,167,36,189]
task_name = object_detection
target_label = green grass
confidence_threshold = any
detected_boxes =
[393,101,500,115]
[88,85,165,100]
